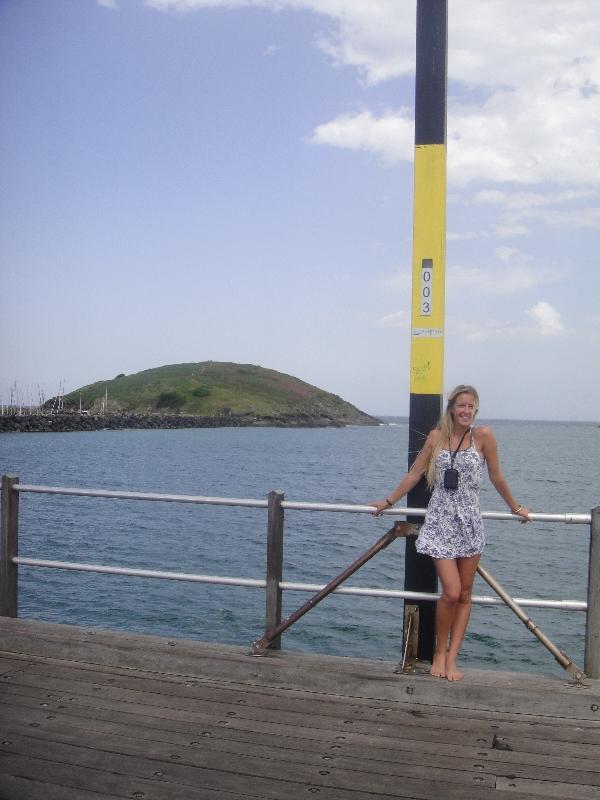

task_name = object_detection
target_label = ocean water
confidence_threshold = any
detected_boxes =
[1,419,599,677]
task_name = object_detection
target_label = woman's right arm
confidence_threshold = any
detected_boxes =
[371,430,438,516]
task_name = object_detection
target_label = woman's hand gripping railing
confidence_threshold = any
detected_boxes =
[249,521,418,656]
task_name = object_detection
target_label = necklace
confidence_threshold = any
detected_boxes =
[450,427,470,451]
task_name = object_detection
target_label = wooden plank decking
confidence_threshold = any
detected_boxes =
[0,617,599,800]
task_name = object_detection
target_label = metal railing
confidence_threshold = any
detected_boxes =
[1,474,598,677]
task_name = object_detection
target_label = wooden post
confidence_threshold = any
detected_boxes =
[584,506,600,679]
[265,490,284,650]
[1,474,20,617]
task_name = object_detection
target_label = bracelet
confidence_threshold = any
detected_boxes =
[384,498,393,507]
[513,505,523,514]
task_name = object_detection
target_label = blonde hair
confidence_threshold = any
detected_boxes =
[425,385,479,488]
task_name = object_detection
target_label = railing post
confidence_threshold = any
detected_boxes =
[265,490,284,650]
[584,505,600,679]
[1,474,20,617]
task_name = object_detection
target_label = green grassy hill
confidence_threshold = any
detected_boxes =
[61,362,379,425]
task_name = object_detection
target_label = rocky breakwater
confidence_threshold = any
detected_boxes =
[0,411,360,434]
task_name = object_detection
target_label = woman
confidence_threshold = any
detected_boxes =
[371,385,530,682]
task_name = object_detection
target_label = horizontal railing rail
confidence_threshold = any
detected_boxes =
[10,556,587,610]
[12,483,592,524]
[1,476,598,677]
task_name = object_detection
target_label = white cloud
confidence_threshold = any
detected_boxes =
[473,190,505,205]
[448,262,564,296]
[492,223,530,239]
[376,310,410,329]
[97,0,118,7]
[454,302,566,342]
[518,206,600,230]
[450,266,532,295]
[447,231,481,242]
[474,189,597,211]
[145,0,600,234]
[309,88,600,186]
[380,267,411,294]
[494,246,522,263]
[474,189,600,233]
[310,108,413,165]
[454,319,525,342]
[146,2,600,90]
[146,1,600,189]
[527,301,565,336]
[146,1,416,84]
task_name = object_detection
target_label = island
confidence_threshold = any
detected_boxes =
[1,362,380,433]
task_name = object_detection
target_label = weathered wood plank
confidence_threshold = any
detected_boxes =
[0,753,308,800]
[0,771,122,800]
[0,683,507,753]
[0,724,498,791]
[4,669,600,766]
[3,682,600,795]
[5,657,600,744]
[1,617,599,800]
[0,736,538,800]
[4,657,599,747]
[495,773,600,799]
[2,617,598,719]
[3,694,599,785]
[3,708,599,792]
[8,649,600,731]
[0,657,30,677]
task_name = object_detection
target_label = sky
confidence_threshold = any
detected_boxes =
[1,0,599,421]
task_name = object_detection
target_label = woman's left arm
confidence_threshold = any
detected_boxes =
[478,427,531,522]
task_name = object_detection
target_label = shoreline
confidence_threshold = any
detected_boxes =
[0,411,379,434]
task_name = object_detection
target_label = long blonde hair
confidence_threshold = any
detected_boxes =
[425,385,479,488]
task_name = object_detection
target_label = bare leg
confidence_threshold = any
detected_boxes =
[430,559,461,678]
[445,555,480,681]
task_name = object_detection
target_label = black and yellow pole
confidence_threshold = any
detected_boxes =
[404,0,447,663]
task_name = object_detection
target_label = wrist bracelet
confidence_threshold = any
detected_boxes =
[385,498,393,507]
[513,505,523,514]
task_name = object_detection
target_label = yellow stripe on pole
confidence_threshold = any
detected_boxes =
[409,143,446,395]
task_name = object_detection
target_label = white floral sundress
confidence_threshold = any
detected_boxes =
[415,429,485,559]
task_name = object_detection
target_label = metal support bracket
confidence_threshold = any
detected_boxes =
[249,524,413,656]
[477,563,587,685]
[393,521,421,538]
[395,604,420,673]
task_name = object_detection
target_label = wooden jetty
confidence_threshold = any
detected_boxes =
[1,617,599,800]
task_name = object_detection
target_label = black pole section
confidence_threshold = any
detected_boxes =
[406,397,441,662]
[404,0,448,663]
[414,0,447,145]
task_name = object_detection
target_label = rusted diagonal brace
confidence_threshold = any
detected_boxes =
[476,563,587,683]
[249,521,417,655]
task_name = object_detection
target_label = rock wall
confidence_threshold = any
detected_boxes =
[0,412,348,434]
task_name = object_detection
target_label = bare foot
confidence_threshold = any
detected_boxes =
[430,652,446,678]
[445,661,463,681]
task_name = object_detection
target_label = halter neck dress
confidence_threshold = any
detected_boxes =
[415,428,486,559]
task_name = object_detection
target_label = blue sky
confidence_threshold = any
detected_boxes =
[1,0,599,420]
